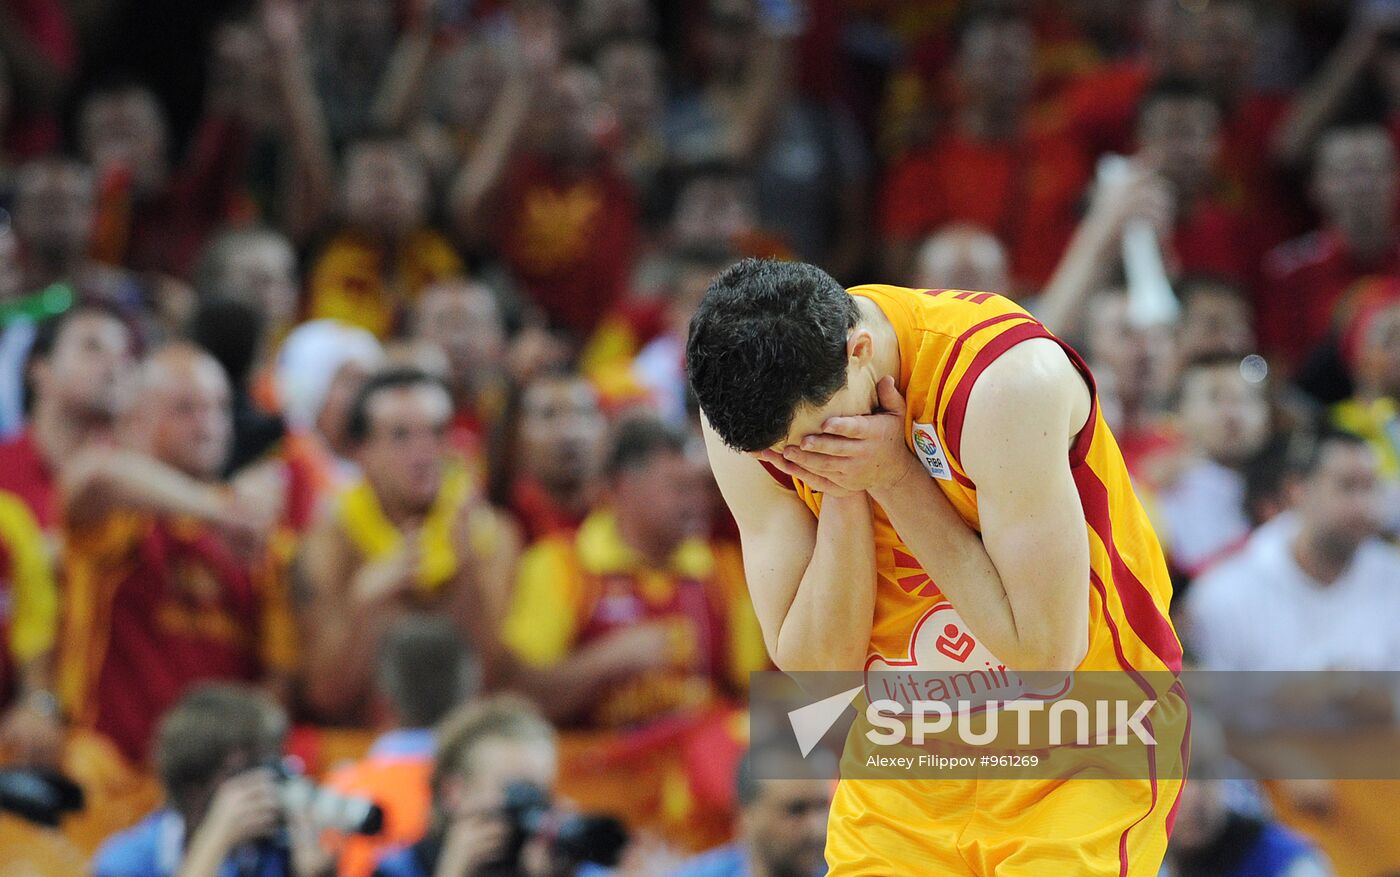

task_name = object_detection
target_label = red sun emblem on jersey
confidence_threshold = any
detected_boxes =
[890,547,940,597]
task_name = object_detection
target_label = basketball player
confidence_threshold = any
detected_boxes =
[688,259,1185,875]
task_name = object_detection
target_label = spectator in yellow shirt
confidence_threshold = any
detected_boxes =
[307,137,463,338]
[0,490,61,766]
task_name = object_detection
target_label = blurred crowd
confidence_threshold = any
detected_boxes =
[2,0,1400,875]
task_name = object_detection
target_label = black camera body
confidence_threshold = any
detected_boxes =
[480,782,628,877]
[0,768,84,827]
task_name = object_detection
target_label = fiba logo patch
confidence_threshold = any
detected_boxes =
[912,422,952,481]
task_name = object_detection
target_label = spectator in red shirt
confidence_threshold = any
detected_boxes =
[57,344,294,765]
[879,10,1091,294]
[454,60,638,340]
[1059,0,1298,248]
[595,37,668,226]
[1182,0,1296,240]
[1261,124,1400,370]
[0,304,135,532]
[306,136,464,339]
[1135,77,1258,286]
[78,83,252,280]
[3,158,155,437]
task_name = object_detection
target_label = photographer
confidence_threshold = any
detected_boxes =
[373,695,569,877]
[372,695,557,877]
[92,684,334,877]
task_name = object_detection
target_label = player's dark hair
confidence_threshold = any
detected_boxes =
[604,414,687,479]
[687,259,858,452]
[346,367,452,444]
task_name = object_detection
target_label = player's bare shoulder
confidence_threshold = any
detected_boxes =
[961,338,1093,465]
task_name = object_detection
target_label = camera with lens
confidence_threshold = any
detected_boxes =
[0,767,84,827]
[478,781,628,877]
[267,758,384,836]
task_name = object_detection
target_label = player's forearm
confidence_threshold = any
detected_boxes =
[869,473,1036,668]
[773,494,877,672]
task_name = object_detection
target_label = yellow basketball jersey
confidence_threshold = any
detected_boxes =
[763,283,1181,681]
[759,285,1186,874]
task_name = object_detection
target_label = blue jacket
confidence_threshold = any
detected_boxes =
[93,810,293,877]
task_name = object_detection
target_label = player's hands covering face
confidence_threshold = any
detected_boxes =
[757,376,921,496]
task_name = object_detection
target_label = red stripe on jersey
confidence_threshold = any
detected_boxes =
[1164,679,1191,836]
[921,288,950,297]
[940,322,1100,467]
[1052,335,1100,466]
[758,460,796,491]
[1118,713,1160,877]
[1075,465,1183,674]
[930,313,1031,429]
[942,321,1051,460]
[970,293,995,304]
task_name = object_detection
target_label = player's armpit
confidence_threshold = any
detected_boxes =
[959,338,1093,672]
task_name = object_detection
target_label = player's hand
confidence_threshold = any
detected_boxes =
[761,376,922,496]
